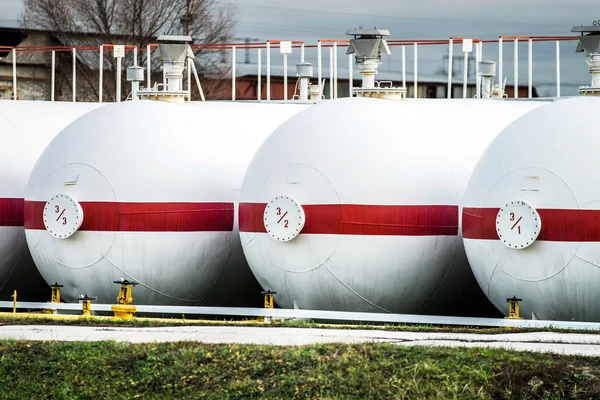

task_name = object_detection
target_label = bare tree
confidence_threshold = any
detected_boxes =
[21,0,236,101]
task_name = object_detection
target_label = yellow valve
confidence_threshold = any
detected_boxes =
[50,282,63,303]
[78,295,96,319]
[11,290,16,314]
[259,290,277,323]
[111,279,138,320]
[505,296,523,319]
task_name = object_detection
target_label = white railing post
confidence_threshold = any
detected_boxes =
[187,57,192,101]
[257,48,262,101]
[72,48,76,102]
[498,37,503,97]
[301,43,305,63]
[333,42,338,99]
[116,51,122,102]
[514,38,518,98]
[447,38,453,98]
[51,50,55,101]
[318,41,322,100]
[146,44,151,90]
[348,54,353,97]
[475,41,481,99]
[99,45,103,102]
[463,45,468,99]
[329,46,333,99]
[556,40,561,97]
[402,46,406,90]
[528,38,533,98]
[266,41,271,101]
[231,45,236,101]
[413,42,418,98]
[283,50,288,101]
[12,48,16,100]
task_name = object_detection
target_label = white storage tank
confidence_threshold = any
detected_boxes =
[24,100,309,305]
[462,96,600,321]
[239,97,543,315]
[0,101,102,300]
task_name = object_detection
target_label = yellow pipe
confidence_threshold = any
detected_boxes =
[11,290,16,314]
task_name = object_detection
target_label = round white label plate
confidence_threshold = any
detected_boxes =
[43,194,84,239]
[263,196,305,242]
[496,200,541,249]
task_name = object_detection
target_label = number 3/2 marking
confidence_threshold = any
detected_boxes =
[276,207,281,216]
[284,220,289,228]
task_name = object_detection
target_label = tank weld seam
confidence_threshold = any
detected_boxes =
[422,236,458,309]
[0,236,26,293]
[103,256,205,304]
[572,252,600,269]
[503,254,573,283]
[324,264,391,313]
[241,234,257,250]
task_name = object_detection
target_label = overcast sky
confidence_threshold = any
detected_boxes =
[1,0,597,95]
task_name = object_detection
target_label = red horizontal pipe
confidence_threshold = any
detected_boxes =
[22,200,234,232]
[239,203,458,236]
[462,207,600,242]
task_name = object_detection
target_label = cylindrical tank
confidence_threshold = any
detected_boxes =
[0,101,102,300]
[462,96,600,321]
[24,100,309,305]
[239,97,543,315]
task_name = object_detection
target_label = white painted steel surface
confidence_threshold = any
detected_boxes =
[463,97,600,322]
[0,101,102,300]
[240,97,543,316]
[25,100,309,306]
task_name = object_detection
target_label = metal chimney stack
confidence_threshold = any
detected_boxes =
[346,28,406,99]
[346,28,391,88]
[572,25,600,96]
[138,35,194,102]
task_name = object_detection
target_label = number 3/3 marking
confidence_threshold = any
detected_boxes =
[510,213,515,221]
[55,205,60,213]
[62,217,67,225]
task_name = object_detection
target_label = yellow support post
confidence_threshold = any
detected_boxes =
[111,279,138,320]
[11,290,16,314]
[50,282,63,303]
[505,296,523,319]
[259,290,277,323]
[43,282,65,314]
[79,295,96,319]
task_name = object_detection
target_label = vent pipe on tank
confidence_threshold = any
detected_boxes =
[295,62,314,101]
[346,28,406,99]
[137,35,195,102]
[478,60,496,98]
[572,25,600,96]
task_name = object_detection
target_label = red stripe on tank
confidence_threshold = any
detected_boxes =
[239,202,459,236]
[24,201,234,232]
[462,207,600,242]
[0,198,24,227]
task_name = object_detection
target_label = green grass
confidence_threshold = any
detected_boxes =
[0,341,599,399]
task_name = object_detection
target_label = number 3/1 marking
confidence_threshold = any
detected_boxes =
[510,213,515,221]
